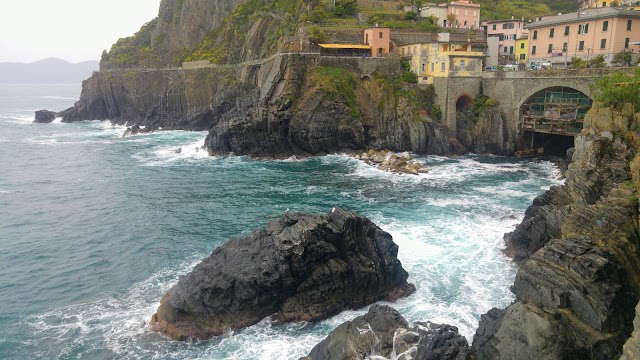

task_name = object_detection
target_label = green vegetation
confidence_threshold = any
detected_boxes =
[309,26,328,44]
[334,0,359,17]
[101,18,158,68]
[401,59,418,84]
[469,94,499,122]
[591,68,640,111]
[429,104,442,121]
[570,57,586,69]
[475,0,576,21]
[185,0,300,63]
[613,50,634,67]
[309,67,361,117]
[587,55,606,68]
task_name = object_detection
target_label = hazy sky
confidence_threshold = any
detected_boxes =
[0,0,161,63]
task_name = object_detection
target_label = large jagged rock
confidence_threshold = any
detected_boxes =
[474,103,640,359]
[456,108,516,156]
[33,109,56,123]
[302,304,471,360]
[151,208,415,341]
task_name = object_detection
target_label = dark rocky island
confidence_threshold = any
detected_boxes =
[151,208,415,341]
[34,110,56,123]
[301,304,471,360]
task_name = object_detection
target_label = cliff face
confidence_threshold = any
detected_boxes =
[62,54,465,157]
[474,103,640,359]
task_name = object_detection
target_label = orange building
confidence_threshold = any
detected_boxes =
[526,7,640,67]
[364,27,391,57]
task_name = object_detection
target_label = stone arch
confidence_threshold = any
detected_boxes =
[517,82,593,109]
[455,93,474,111]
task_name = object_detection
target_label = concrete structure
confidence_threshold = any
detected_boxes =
[515,35,529,63]
[484,18,529,61]
[526,7,640,67]
[398,33,485,84]
[364,27,391,57]
[485,36,500,67]
[419,1,480,29]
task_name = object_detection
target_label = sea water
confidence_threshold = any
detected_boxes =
[0,84,563,359]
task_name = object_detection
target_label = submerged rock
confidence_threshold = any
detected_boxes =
[301,304,470,360]
[353,150,429,175]
[34,109,56,123]
[151,208,415,341]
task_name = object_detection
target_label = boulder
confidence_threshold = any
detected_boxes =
[34,109,56,123]
[302,304,470,360]
[151,208,415,341]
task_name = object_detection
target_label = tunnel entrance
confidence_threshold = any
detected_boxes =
[456,95,473,111]
[518,87,592,158]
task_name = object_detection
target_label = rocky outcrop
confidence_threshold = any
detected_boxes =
[151,208,415,341]
[354,150,429,175]
[34,109,56,123]
[473,103,640,359]
[302,304,471,360]
[456,108,516,156]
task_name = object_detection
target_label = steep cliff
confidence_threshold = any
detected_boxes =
[473,103,640,359]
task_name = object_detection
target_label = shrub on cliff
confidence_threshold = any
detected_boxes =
[592,68,640,111]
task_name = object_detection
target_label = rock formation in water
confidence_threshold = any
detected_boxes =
[473,103,640,359]
[151,208,415,341]
[301,304,471,360]
[34,109,56,123]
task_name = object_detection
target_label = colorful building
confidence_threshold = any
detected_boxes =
[419,1,480,29]
[525,7,640,67]
[364,27,391,57]
[515,35,529,63]
[583,0,637,9]
[398,33,485,84]
[484,18,529,60]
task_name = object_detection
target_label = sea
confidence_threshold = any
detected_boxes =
[0,83,563,359]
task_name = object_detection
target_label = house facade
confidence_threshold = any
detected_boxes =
[515,35,529,63]
[398,33,485,84]
[484,18,528,59]
[364,27,391,57]
[525,7,640,67]
[583,0,637,9]
[419,1,480,29]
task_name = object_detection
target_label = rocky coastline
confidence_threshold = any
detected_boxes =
[151,208,415,341]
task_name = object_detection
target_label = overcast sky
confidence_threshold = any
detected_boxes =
[0,0,161,63]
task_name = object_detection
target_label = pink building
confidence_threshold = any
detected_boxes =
[526,7,640,67]
[448,1,481,29]
[364,27,391,57]
[484,18,528,59]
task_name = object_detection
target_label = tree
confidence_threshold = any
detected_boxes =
[333,0,358,17]
[446,13,457,28]
[613,50,633,67]
[405,11,419,21]
[570,57,586,69]
[587,54,606,68]
[591,68,640,111]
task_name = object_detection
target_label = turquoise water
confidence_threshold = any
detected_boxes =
[0,84,563,359]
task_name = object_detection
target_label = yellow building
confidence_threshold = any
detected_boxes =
[515,35,528,63]
[398,33,485,84]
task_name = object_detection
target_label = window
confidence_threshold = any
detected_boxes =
[532,45,537,54]
[564,26,570,35]
[465,9,468,15]
[431,63,435,72]
[473,10,477,16]
[548,44,553,53]
[603,21,608,32]
[533,30,538,39]
[456,9,459,15]
[422,63,425,72]
[563,42,568,52]
[520,42,525,49]
[549,28,555,38]
[625,38,630,48]
[579,41,584,50]
[464,21,468,27]
[520,54,526,60]
[379,32,383,38]
[504,46,508,53]
[510,46,514,54]
[579,23,589,34]
[628,20,633,31]
[441,62,445,71]
[503,23,515,29]
[601,39,607,49]
[401,48,404,55]
[603,1,607,5]
[492,24,496,30]
[460,60,466,67]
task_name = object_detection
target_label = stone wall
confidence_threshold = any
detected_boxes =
[318,56,401,77]
[433,76,483,131]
